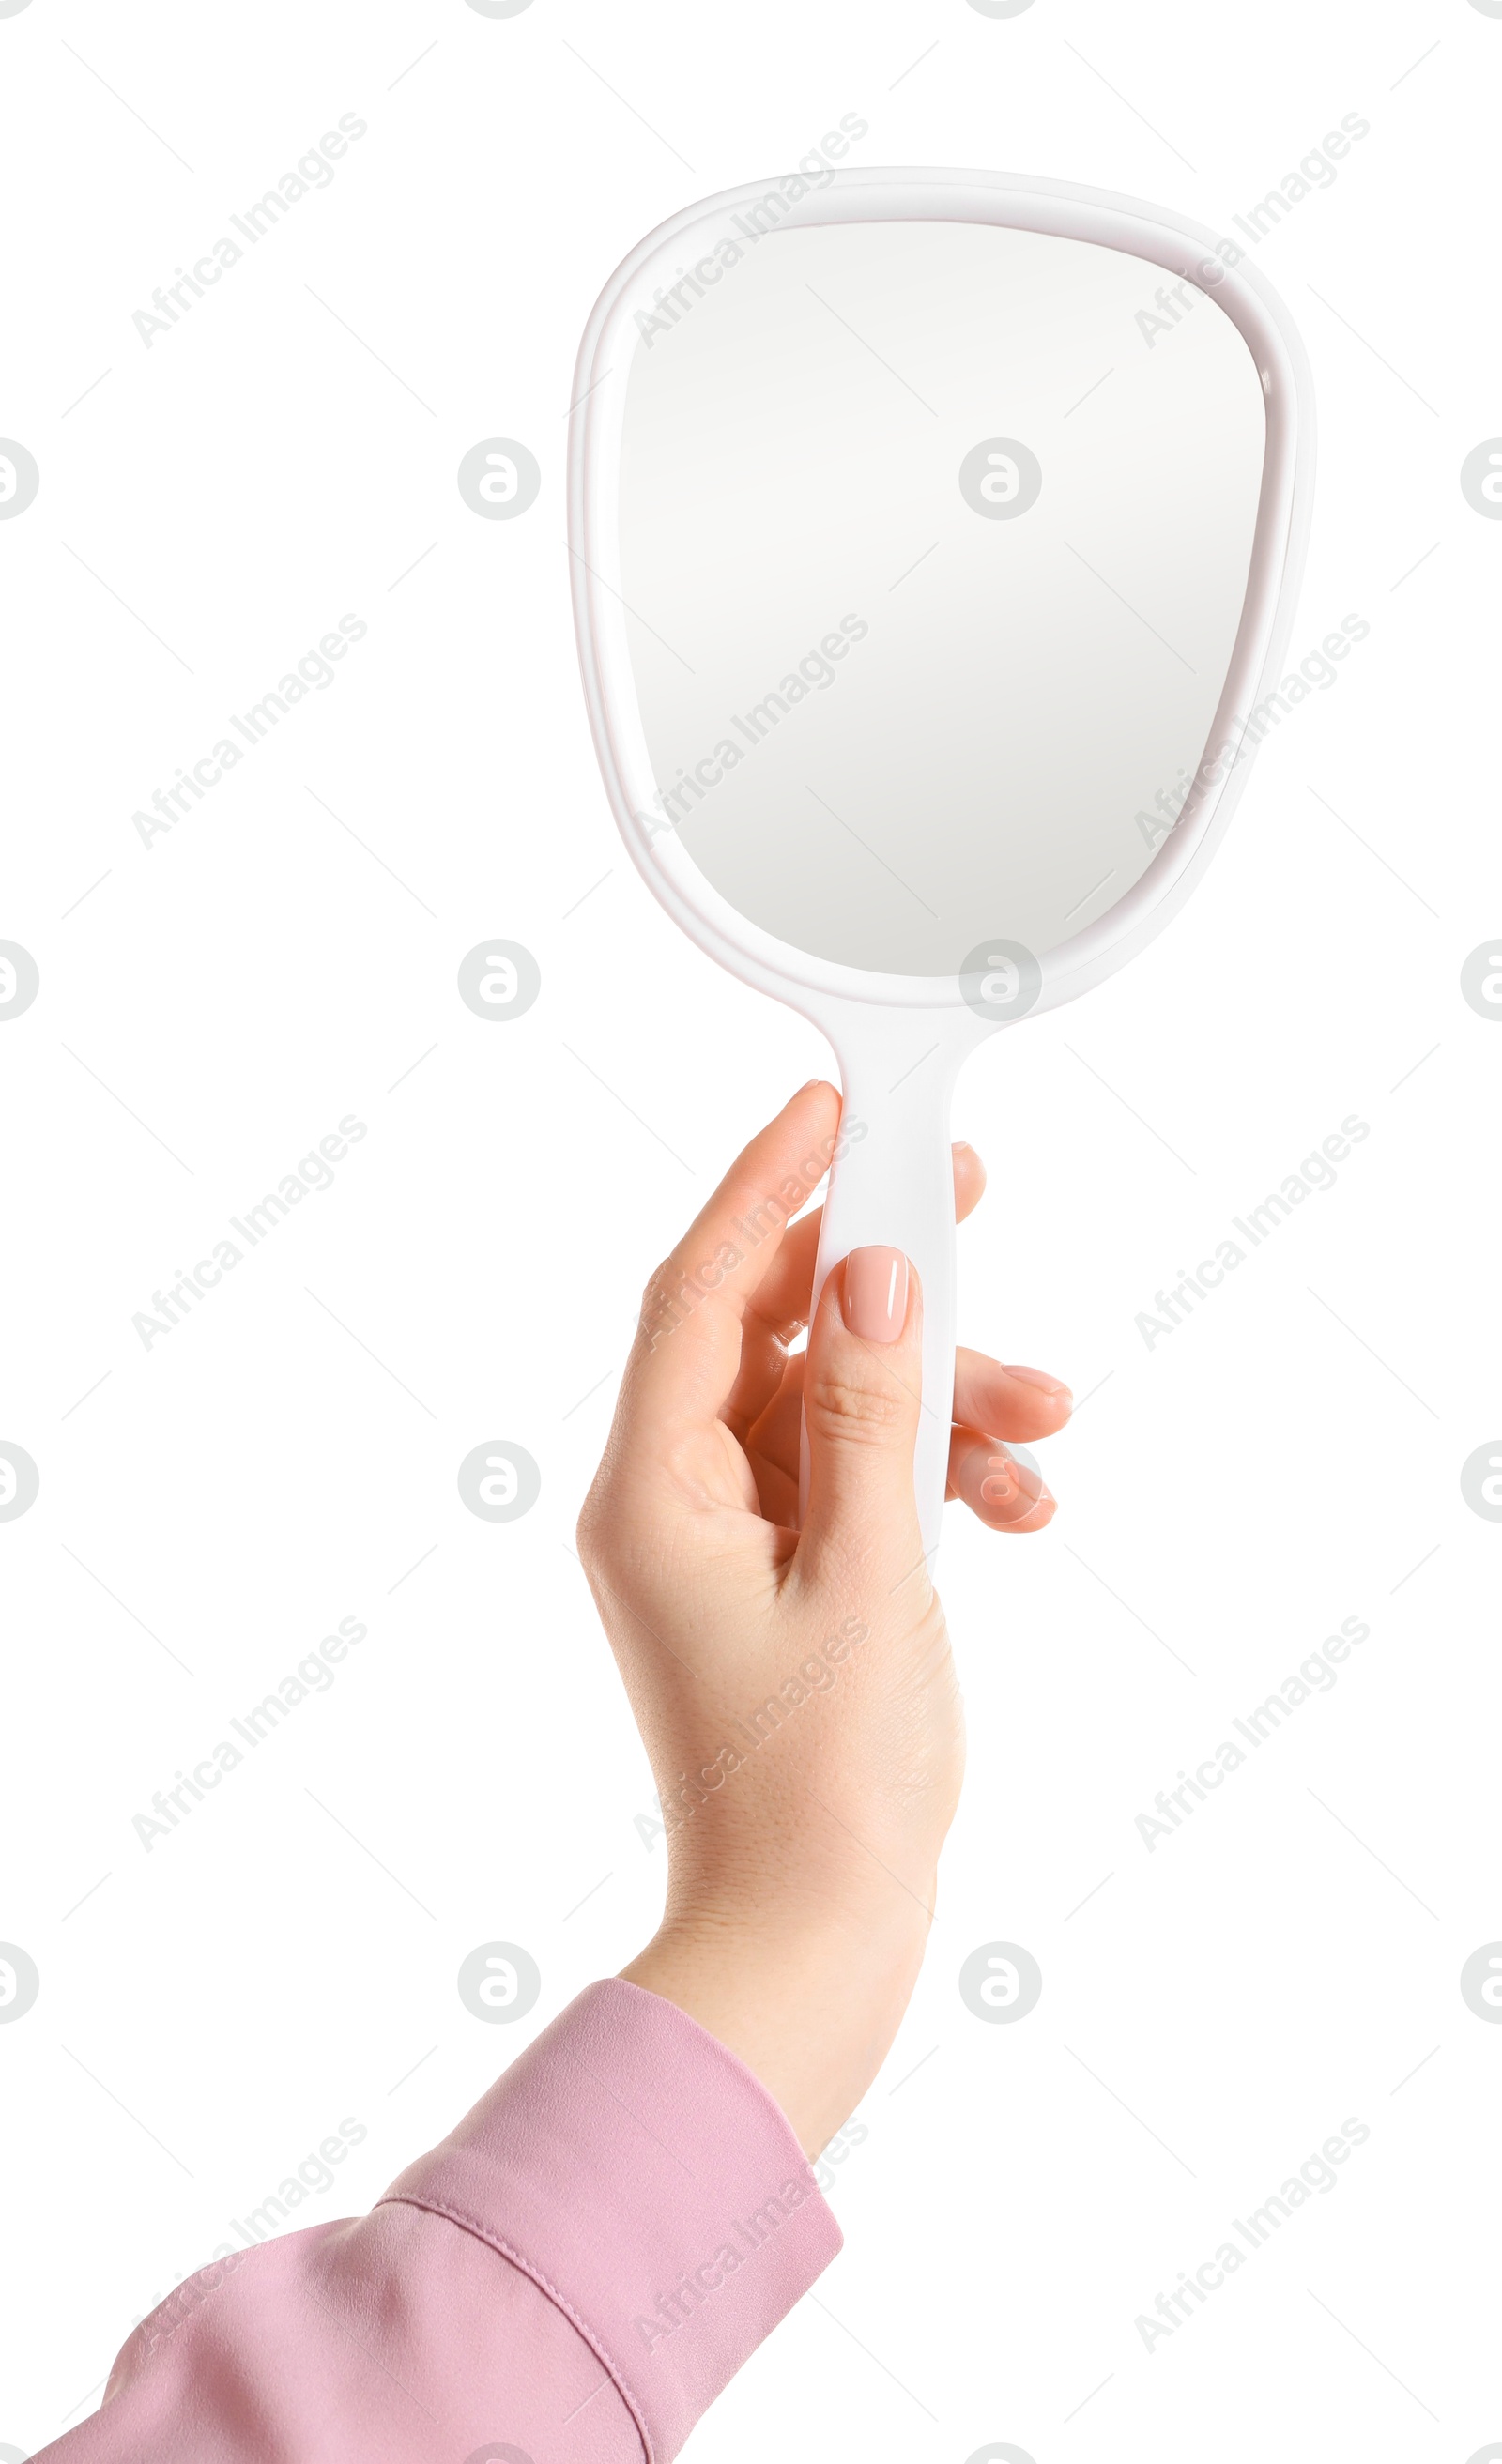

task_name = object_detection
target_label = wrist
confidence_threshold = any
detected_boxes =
[622,1896,931,2157]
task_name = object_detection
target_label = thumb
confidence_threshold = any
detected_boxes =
[800,1247,924,1573]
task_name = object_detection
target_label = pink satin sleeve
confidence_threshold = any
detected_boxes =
[35,1979,842,2464]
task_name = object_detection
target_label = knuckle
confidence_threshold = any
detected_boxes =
[636,1258,688,1347]
[575,1477,609,1574]
[805,1370,907,1440]
[639,1256,676,1309]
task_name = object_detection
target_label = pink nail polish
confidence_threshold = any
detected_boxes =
[964,1442,1050,1527]
[842,1247,909,1343]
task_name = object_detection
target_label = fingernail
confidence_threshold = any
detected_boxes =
[962,1444,1050,1528]
[843,1247,909,1343]
[1003,1364,1072,1403]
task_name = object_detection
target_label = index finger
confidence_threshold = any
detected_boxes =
[626,1079,844,1429]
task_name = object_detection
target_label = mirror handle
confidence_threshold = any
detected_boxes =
[799,1009,982,1569]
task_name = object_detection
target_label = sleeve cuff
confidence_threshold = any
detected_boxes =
[378,1976,842,2463]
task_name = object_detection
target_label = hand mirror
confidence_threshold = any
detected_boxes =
[568,170,1312,1563]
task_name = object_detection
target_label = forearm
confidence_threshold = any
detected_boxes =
[38,1982,842,2464]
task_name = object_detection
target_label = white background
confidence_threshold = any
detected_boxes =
[1,2,1499,2457]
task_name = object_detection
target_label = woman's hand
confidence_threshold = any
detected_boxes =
[576,1081,1070,2155]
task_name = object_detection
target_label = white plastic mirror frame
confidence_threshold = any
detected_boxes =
[569,170,1314,1568]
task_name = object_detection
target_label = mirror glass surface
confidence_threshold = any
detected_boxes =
[616,218,1267,977]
